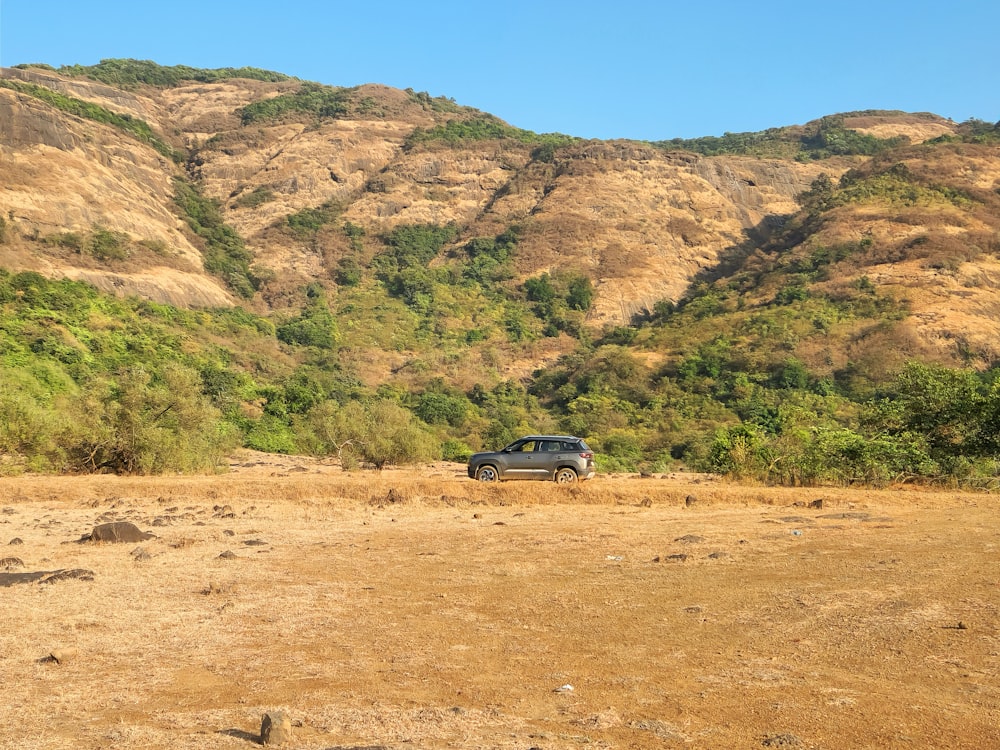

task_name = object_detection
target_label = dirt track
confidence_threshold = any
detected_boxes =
[0,459,997,749]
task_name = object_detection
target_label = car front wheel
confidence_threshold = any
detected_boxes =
[476,465,499,482]
[554,467,578,484]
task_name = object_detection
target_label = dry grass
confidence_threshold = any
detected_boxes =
[1,454,997,749]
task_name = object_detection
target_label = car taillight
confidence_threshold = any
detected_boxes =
[579,452,593,459]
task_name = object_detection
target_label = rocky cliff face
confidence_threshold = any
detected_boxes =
[0,72,233,308]
[5,65,993,365]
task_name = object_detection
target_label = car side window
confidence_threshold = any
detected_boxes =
[515,440,536,452]
[541,441,559,452]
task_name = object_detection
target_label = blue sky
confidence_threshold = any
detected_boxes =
[1,0,997,141]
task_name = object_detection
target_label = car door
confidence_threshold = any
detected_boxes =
[500,439,547,478]
[539,440,570,477]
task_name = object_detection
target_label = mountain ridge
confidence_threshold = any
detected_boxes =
[2,62,861,317]
[2,59,999,480]
[2,62,994,364]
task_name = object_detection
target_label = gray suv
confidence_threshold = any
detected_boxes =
[467,435,596,483]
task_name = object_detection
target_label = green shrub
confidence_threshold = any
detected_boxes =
[137,239,169,255]
[343,221,366,252]
[656,127,801,158]
[54,59,290,88]
[240,82,352,124]
[334,257,362,287]
[405,88,463,113]
[406,116,578,149]
[522,272,594,336]
[61,364,239,474]
[525,274,557,304]
[656,113,910,160]
[244,414,298,454]
[774,283,809,305]
[461,228,519,285]
[383,223,457,267]
[90,228,130,261]
[598,430,643,471]
[43,232,83,250]
[480,421,515,449]
[566,274,594,311]
[706,424,772,479]
[234,186,275,209]
[594,454,635,473]
[800,121,908,158]
[276,289,339,349]
[415,391,468,427]
[286,202,340,237]
[0,383,63,467]
[441,439,473,462]
[173,178,257,298]
[303,399,438,469]
[372,224,457,310]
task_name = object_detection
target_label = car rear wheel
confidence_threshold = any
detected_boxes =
[554,467,578,484]
[476,465,499,482]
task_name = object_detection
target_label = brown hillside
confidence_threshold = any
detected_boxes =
[0,67,842,318]
[764,142,1000,366]
[5,65,994,365]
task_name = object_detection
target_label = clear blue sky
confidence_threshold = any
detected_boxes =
[1,0,997,141]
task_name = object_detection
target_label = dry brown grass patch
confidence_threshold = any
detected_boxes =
[0,460,996,748]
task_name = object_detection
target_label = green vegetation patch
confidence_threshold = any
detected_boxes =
[240,82,353,124]
[233,186,276,209]
[835,164,976,208]
[0,270,257,474]
[26,59,291,88]
[657,114,910,160]
[276,284,338,349]
[461,227,519,286]
[286,201,341,238]
[523,271,594,338]
[656,127,802,159]
[172,178,258,298]
[406,115,579,149]
[405,88,464,113]
[924,118,1000,146]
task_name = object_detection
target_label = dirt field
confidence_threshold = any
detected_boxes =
[1,454,997,749]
